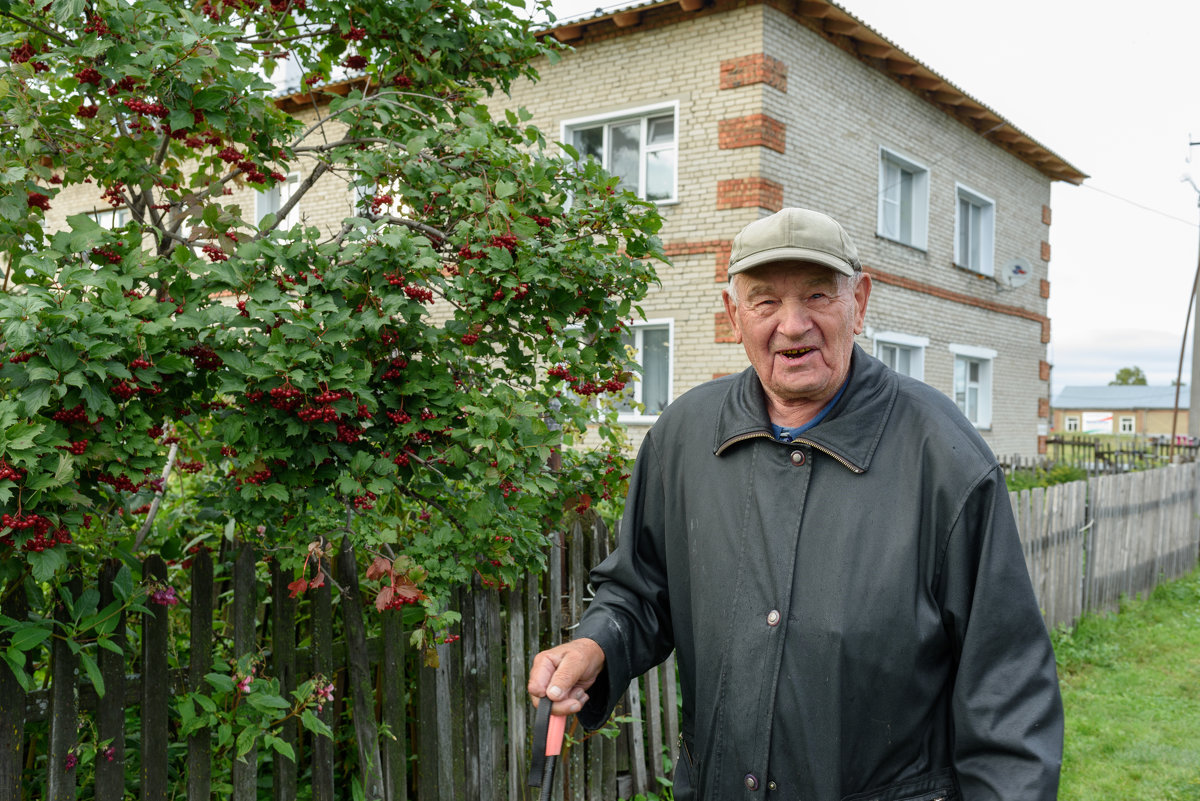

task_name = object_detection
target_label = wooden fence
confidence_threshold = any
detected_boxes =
[3,464,1199,800]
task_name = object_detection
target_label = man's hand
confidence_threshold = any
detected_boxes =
[527,638,606,715]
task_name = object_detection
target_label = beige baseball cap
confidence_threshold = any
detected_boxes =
[727,208,861,277]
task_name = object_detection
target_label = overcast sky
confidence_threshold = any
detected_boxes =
[541,0,1200,396]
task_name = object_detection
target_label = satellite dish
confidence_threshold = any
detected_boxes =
[997,257,1033,289]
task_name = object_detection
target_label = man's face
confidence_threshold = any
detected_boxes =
[723,260,871,418]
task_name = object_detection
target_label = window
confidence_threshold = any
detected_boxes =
[93,208,129,229]
[873,331,928,381]
[1119,415,1135,434]
[954,184,995,275]
[1065,416,1080,432]
[949,344,996,428]
[615,320,672,421]
[564,104,678,202]
[257,173,301,229]
[877,148,929,249]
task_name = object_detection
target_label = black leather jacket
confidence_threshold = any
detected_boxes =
[574,346,1063,800]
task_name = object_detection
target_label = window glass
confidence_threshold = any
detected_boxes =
[615,322,671,418]
[954,185,995,275]
[565,107,678,202]
[877,149,928,249]
[573,126,603,161]
[608,121,640,194]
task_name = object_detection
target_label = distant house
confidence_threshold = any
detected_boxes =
[495,0,1085,456]
[1052,386,1191,438]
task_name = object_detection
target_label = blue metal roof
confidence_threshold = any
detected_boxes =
[1052,385,1191,410]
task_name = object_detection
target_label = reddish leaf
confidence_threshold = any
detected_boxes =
[394,578,426,603]
[287,578,308,598]
[309,570,325,590]
[365,556,392,581]
[374,585,394,612]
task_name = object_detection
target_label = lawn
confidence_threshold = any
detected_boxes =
[1054,565,1200,800]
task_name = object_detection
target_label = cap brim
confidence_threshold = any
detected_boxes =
[727,246,857,277]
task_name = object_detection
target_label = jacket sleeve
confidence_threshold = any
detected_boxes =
[571,431,675,731]
[939,465,1064,800]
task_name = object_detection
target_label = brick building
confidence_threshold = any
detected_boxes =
[493,0,1085,456]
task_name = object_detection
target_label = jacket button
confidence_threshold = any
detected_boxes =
[790,450,805,466]
[766,610,781,626]
[744,774,759,791]
[768,781,778,791]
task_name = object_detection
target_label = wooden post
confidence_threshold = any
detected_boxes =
[504,581,528,801]
[141,557,169,801]
[271,560,298,801]
[231,541,258,801]
[336,534,385,800]
[0,582,29,797]
[186,549,213,801]
[48,575,81,801]
[96,560,128,800]
[380,603,406,801]
[311,551,335,801]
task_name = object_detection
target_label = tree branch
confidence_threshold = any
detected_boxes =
[0,9,69,44]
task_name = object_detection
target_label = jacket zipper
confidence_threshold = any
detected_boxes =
[795,438,865,474]
[717,432,865,474]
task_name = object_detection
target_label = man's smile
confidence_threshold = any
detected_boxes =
[778,346,816,361]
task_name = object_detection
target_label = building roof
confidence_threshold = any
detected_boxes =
[1053,385,1191,410]
[542,0,1086,186]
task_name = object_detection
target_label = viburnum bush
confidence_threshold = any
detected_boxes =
[0,0,663,642]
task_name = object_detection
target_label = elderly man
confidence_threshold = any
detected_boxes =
[529,208,1063,800]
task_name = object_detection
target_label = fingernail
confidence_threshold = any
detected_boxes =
[547,685,563,700]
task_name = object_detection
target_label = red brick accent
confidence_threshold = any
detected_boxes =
[720,54,787,92]
[864,265,1050,335]
[718,114,786,153]
[1040,279,1050,299]
[1038,435,1047,455]
[1040,241,1051,262]
[1038,397,1050,418]
[717,178,783,211]
[1039,360,1051,382]
[1041,205,1052,226]
[714,313,737,343]
[662,239,733,282]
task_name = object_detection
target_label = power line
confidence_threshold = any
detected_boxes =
[1075,182,1199,229]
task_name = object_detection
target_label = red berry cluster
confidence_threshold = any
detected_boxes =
[269,384,303,410]
[90,245,122,264]
[488,233,518,254]
[52,404,91,424]
[530,215,553,227]
[76,67,103,85]
[343,55,368,71]
[574,378,627,397]
[369,194,392,214]
[21,526,73,553]
[382,591,421,610]
[342,26,367,41]
[27,192,51,211]
[242,390,265,405]
[10,42,34,63]
[356,404,372,419]
[221,446,237,457]
[237,468,272,487]
[7,351,32,364]
[352,491,376,511]
[335,422,361,443]
[57,439,89,455]
[458,245,484,261]
[393,75,413,89]
[298,404,339,423]
[122,98,169,118]
[381,357,408,381]
[130,357,152,370]
[461,333,479,346]
[0,460,26,483]
[110,379,138,400]
[403,285,433,303]
[101,182,125,208]
[179,460,205,474]
[147,424,164,438]
[97,471,139,493]
[386,410,411,425]
[84,14,110,35]
[202,244,228,262]
[181,344,222,370]
[77,104,100,119]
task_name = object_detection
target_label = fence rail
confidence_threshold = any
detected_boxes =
[2,465,1198,800]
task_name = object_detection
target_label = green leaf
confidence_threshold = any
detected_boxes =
[45,340,79,372]
[264,734,296,762]
[247,692,291,710]
[0,652,33,692]
[28,548,68,583]
[495,179,518,198]
[19,382,53,416]
[195,693,218,713]
[80,650,105,698]
[112,564,133,602]
[205,672,236,694]
[235,727,258,759]
[7,626,52,652]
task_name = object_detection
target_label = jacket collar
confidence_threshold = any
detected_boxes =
[713,345,897,473]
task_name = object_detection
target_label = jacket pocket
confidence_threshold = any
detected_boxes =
[673,732,697,801]
[840,767,958,801]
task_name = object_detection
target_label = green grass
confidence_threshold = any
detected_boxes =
[1054,565,1200,800]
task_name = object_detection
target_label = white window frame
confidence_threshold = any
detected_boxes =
[954,183,996,276]
[1119,415,1135,434]
[877,147,929,250]
[615,318,674,424]
[257,173,301,229]
[562,102,679,204]
[93,208,130,229]
[872,331,928,381]
[1065,416,1080,432]
[949,344,997,428]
